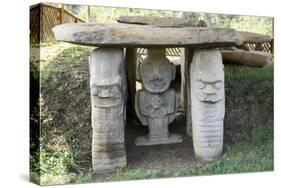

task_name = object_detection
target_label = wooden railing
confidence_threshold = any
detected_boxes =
[137,48,181,57]
[243,40,274,54]
[30,3,85,44]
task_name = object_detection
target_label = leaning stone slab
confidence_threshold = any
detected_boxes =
[222,50,273,67]
[53,23,243,48]
[239,31,273,43]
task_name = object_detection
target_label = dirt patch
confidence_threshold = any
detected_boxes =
[125,113,198,172]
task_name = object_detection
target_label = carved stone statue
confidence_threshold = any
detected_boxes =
[190,49,225,161]
[135,49,182,146]
[89,48,127,172]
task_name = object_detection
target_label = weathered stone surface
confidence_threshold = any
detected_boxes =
[135,49,182,146]
[137,49,176,93]
[117,16,196,27]
[89,48,127,172]
[92,150,126,159]
[190,49,225,161]
[117,16,209,28]
[52,23,243,47]
[222,50,272,67]
[92,131,125,143]
[180,48,187,110]
[239,31,273,43]
[90,157,127,173]
[136,89,177,125]
[135,134,183,146]
[92,143,125,152]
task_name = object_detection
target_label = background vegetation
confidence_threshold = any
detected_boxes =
[56,4,273,35]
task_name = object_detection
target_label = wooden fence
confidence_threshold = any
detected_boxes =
[137,48,181,57]
[243,40,274,54]
[30,3,85,44]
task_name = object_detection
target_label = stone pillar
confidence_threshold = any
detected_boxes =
[135,48,182,146]
[190,49,225,161]
[89,48,127,172]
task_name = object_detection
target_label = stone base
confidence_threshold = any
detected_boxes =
[194,152,222,162]
[92,154,127,173]
[135,134,183,146]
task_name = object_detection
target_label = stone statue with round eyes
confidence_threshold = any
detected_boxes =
[135,49,183,146]
[89,48,127,172]
[190,49,225,161]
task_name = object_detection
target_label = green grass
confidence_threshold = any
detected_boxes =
[30,142,74,185]
[225,63,273,95]
[30,142,93,185]
[36,42,93,81]
[117,122,273,180]
[34,106,272,185]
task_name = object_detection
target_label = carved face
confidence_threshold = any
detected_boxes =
[91,78,122,108]
[191,49,224,103]
[194,79,224,102]
[137,49,175,93]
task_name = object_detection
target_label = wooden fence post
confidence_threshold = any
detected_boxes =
[60,4,64,24]
[87,6,91,22]
[39,4,43,43]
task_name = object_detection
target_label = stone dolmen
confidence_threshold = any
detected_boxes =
[53,16,244,172]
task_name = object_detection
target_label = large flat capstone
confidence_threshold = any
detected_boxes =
[117,16,197,27]
[52,23,243,48]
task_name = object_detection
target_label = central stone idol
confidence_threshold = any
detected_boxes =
[135,49,183,146]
